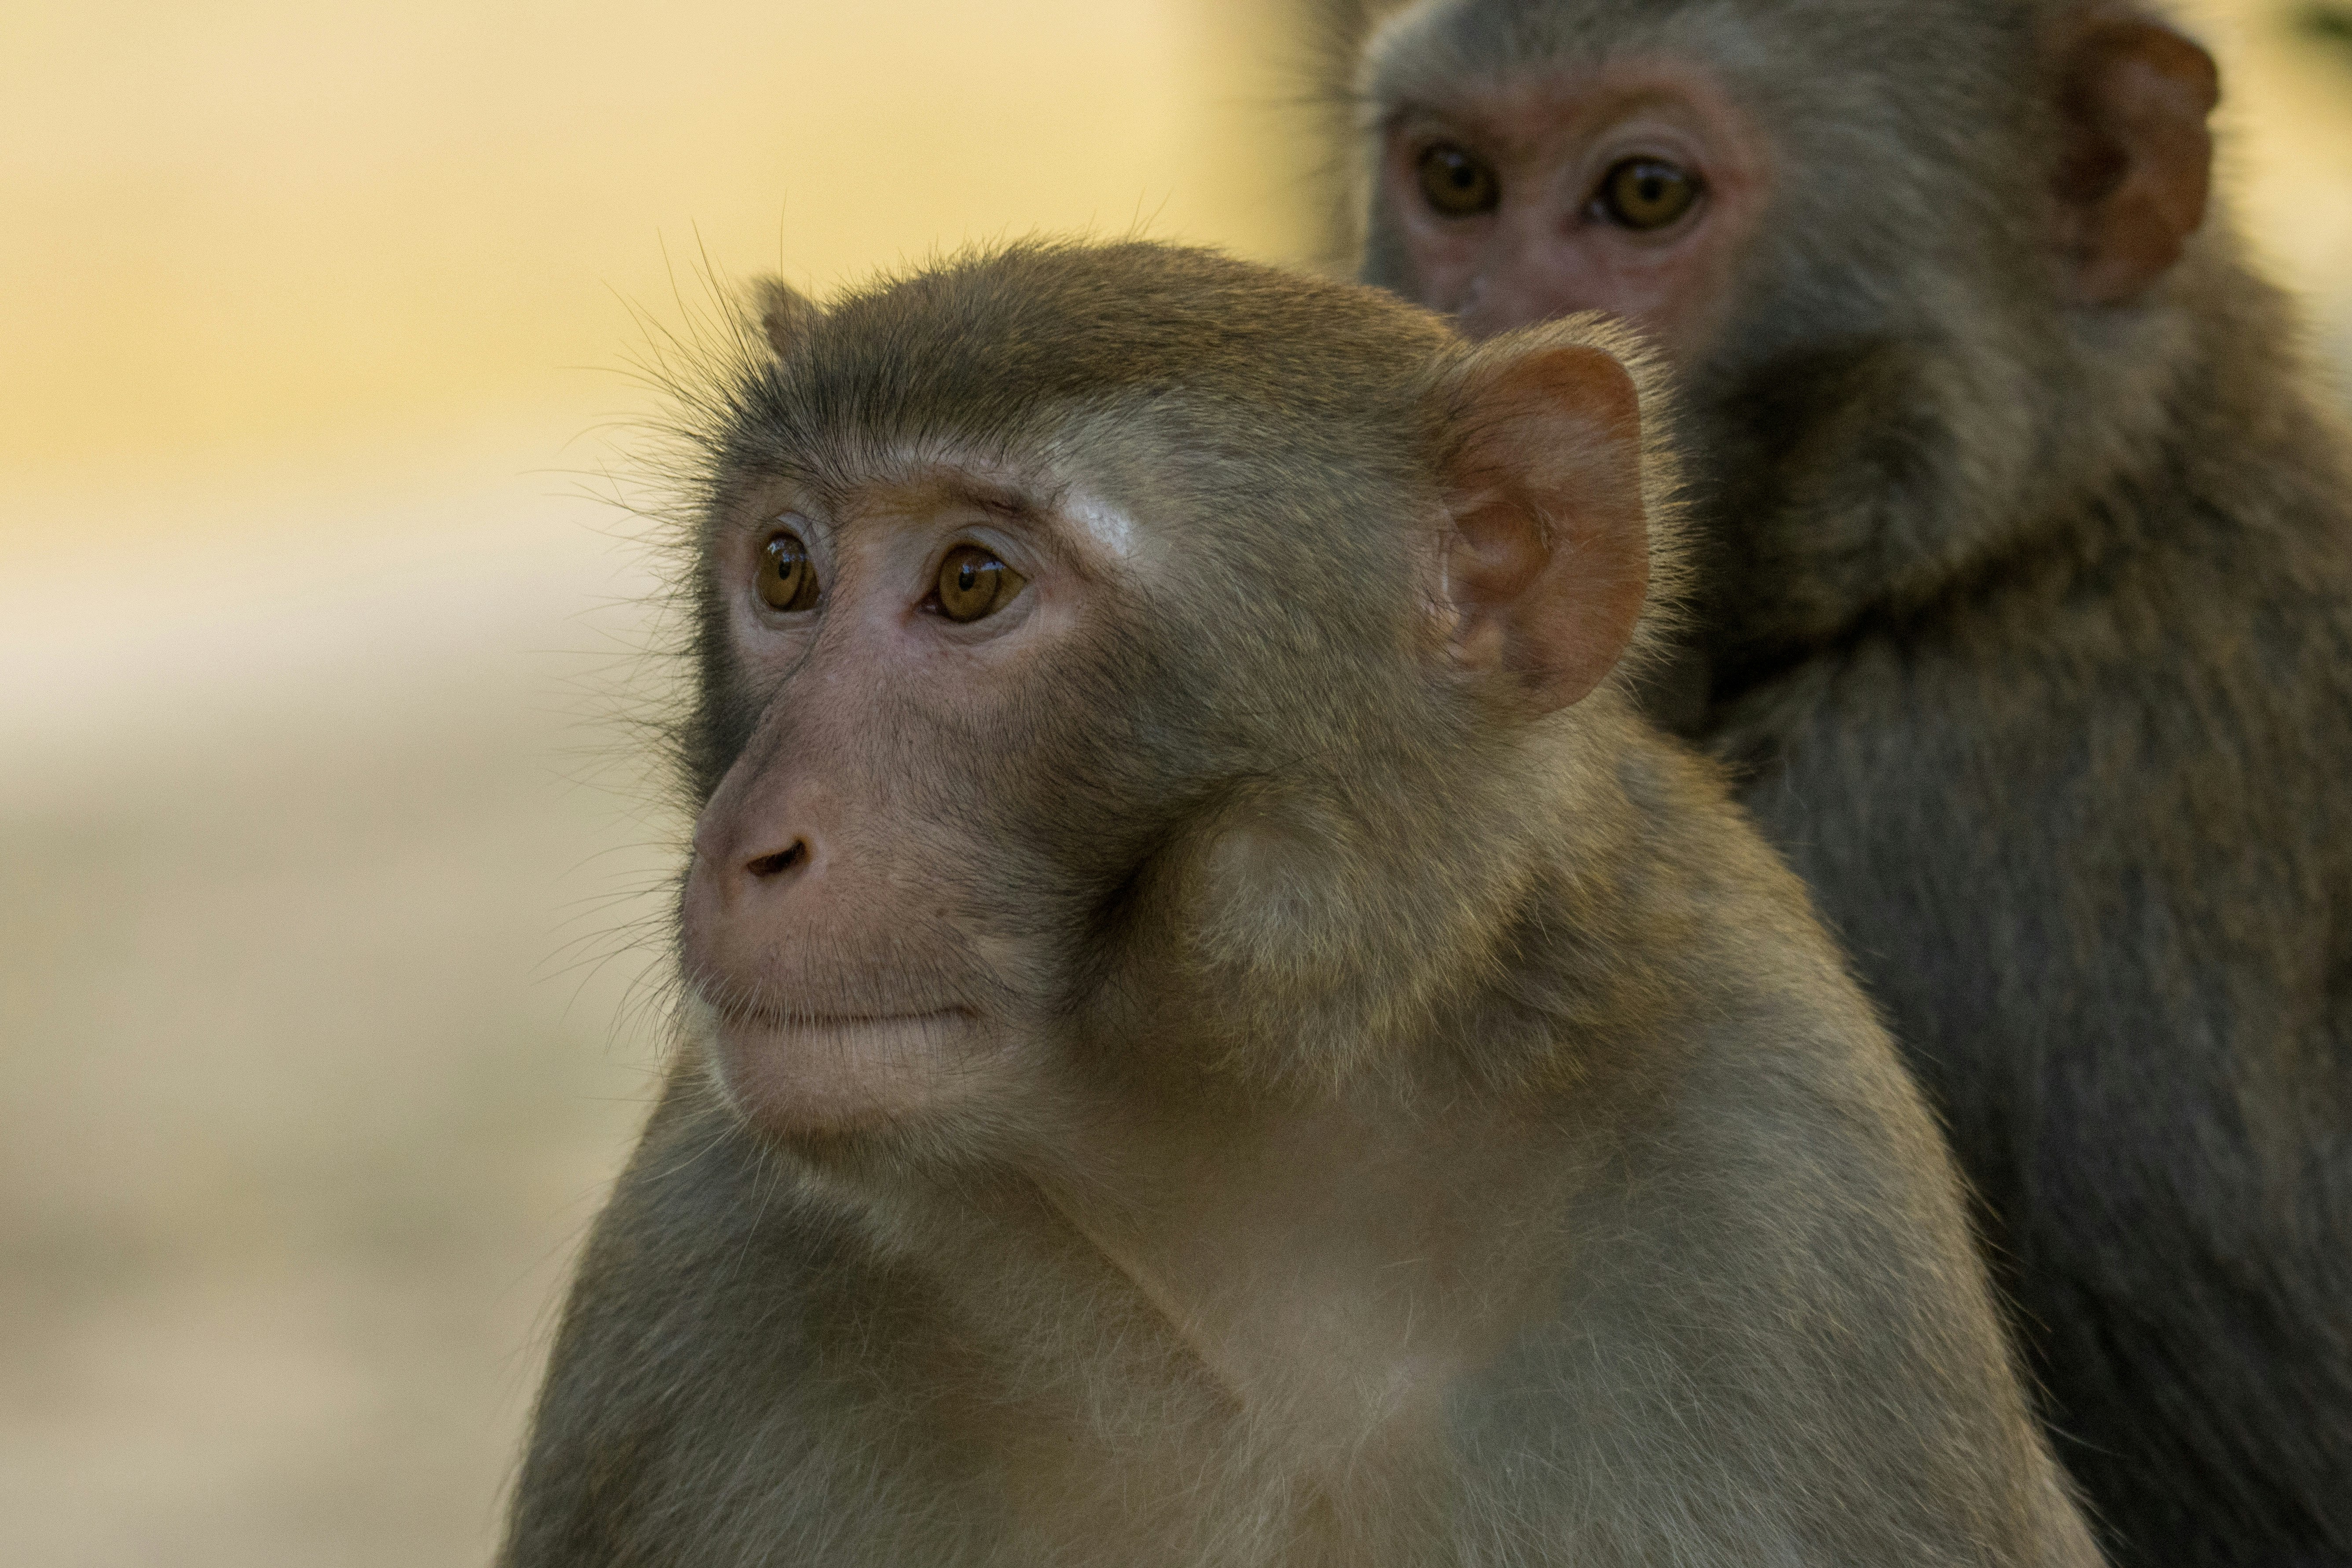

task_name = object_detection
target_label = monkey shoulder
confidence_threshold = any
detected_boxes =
[1541,737,2085,1564]
[1497,933,2073,1564]
[1580,722,1967,1250]
[1603,717,1874,1021]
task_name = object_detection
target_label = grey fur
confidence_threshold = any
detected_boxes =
[1345,4,2352,1564]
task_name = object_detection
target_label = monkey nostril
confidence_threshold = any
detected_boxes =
[745,839,810,879]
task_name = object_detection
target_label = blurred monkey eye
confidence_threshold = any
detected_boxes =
[756,526,821,612]
[1416,143,1501,217]
[932,545,1026,624]
[1597,157,1703,230]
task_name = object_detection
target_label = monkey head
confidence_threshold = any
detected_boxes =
[1361,0,2217,351]
[674,244,1678,1159]
[1354,0,2221,655]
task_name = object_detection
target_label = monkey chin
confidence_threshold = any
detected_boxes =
[689,994,1010,1141]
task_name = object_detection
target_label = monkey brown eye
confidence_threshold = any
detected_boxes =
[756,528,821,613]
[932,545,1025,624]
[1597,157,1702,231]
[1416,143,1501,217]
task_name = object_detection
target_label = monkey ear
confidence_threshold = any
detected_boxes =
[753,277,823,360]
[1429,336,1649,716]
[2052,18,2218,305]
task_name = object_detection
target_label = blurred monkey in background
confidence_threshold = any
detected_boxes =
[1343,2,2352,1563]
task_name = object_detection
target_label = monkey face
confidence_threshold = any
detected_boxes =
[675,245,1667,1155]
[1373,58,1770,356]
[679,455,1167,1148]
[1365,1,2220,374]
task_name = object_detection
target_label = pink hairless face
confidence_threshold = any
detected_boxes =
[679,461,1106,1140]
[1378,59,1771,356]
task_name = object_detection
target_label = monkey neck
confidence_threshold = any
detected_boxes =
[1006,741,1673,1429]
[1016,1070,1578,1442]
[837,739,1680,1444]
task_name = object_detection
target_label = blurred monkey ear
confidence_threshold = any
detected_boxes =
[2053,18,2218,305]
[753,277,823,360]
[1428,333,1649,715]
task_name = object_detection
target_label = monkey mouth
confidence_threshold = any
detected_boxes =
[703,995,984,1054]
[696,998,997,1132]
[718,1006,977,1040]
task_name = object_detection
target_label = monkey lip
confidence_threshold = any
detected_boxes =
[703,1002,996,1131]
[715,1006,978,1044]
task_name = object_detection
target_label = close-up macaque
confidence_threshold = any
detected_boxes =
[500,241,2102,1566]
[1344,1,2352,1564]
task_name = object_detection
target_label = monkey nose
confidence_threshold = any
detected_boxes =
[1457,273,1552,340]
[687,766,841,907]
[686,814,827,911]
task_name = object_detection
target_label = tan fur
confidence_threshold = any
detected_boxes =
[501,241,2098,1568]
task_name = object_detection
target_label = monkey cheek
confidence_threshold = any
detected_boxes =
[1180,805,1377,1037]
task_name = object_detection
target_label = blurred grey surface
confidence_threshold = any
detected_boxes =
[0,485,674,1567]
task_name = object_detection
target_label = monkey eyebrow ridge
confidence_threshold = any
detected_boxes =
[833,463,1066,535]
[941,473,1054,525]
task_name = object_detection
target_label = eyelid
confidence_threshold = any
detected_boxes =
[757,512,829,559]
[1389,113,1491,166]
[1386,106,1468,139]
[933,518,1053,579]
[745,506,828,553]
[1585,121,1707,177]
[1416,135,1497,175]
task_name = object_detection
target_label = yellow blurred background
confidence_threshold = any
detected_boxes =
[0,3,2342,1564]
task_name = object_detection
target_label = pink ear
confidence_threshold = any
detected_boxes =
[1437,341,1649,715]
[2054,18,2218,305]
